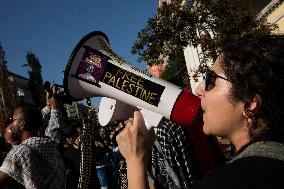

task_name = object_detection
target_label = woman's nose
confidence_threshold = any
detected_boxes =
[195,80,205,98]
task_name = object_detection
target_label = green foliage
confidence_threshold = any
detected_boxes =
[24,51,45,108]
[160,46,189,87]
[132,0,275,82]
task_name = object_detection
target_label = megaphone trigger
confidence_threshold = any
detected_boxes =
[140,114,151,134]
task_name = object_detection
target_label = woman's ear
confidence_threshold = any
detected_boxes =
[243,94,262,118]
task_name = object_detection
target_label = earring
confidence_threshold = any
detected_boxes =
[244,108,250,119]
[244,108,255,123]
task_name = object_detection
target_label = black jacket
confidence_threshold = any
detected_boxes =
[192,156,284,189]
[192,141,284,189]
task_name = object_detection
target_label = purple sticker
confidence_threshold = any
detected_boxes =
[75,48,108,85]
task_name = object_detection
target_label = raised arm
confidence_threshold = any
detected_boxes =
[116,111,155,189]
[43,86,65,143]
[38,94,51,136]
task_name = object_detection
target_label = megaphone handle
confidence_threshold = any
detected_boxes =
[139,111,152,134]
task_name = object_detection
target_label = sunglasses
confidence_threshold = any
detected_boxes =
[203,70,232,91]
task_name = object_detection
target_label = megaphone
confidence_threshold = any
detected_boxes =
[64,31,201,126]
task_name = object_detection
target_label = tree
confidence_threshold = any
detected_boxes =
[131,0,275,84]
[22,51,45,108]
[160,46,190,87]
[0,44,15,128]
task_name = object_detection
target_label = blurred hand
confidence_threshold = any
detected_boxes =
[46,86,63,110]
[116,111,155,166]
[45,91,51,108]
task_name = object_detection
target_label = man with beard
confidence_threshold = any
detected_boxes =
[0,89,66,188]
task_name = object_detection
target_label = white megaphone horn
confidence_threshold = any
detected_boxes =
[98,97,138,126]
[64,31,201,126]
[98,97,164,132]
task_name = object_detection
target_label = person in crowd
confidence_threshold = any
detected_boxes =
[39,85,65,144]
[93,129,116,189]
[109,121,127,189]
[116,35,284,189]
[63,121,81,148]
[0,87,66,188]
[99,127,108,146]
[1,118,18,170]
[62,122,81,189]
[0,128,10,166]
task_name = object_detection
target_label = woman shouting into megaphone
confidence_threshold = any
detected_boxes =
[116,35,284,189]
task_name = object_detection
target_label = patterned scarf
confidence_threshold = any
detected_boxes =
[0,137,66,189]
[149,120,200,189]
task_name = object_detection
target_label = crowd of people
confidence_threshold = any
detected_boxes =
[0,85,131,189]
[0,34,284,189]
[0,87,66,188]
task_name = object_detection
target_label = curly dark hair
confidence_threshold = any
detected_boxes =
[219,35,284,141]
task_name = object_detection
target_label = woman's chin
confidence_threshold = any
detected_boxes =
[202,124,210,135]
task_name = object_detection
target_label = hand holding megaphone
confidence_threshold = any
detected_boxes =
[64,31,201,126]
[116,111,156,163]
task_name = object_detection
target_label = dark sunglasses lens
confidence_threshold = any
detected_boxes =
[204,71,217,91]
[204,71,211,91]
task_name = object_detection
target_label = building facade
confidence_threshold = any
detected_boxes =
[256,0,284,33]
[7,71,34,104]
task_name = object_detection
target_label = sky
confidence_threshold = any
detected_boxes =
[0,0,158,107]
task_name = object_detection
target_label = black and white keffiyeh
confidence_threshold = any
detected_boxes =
[150,120,200,189]
[0,137,66,189]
